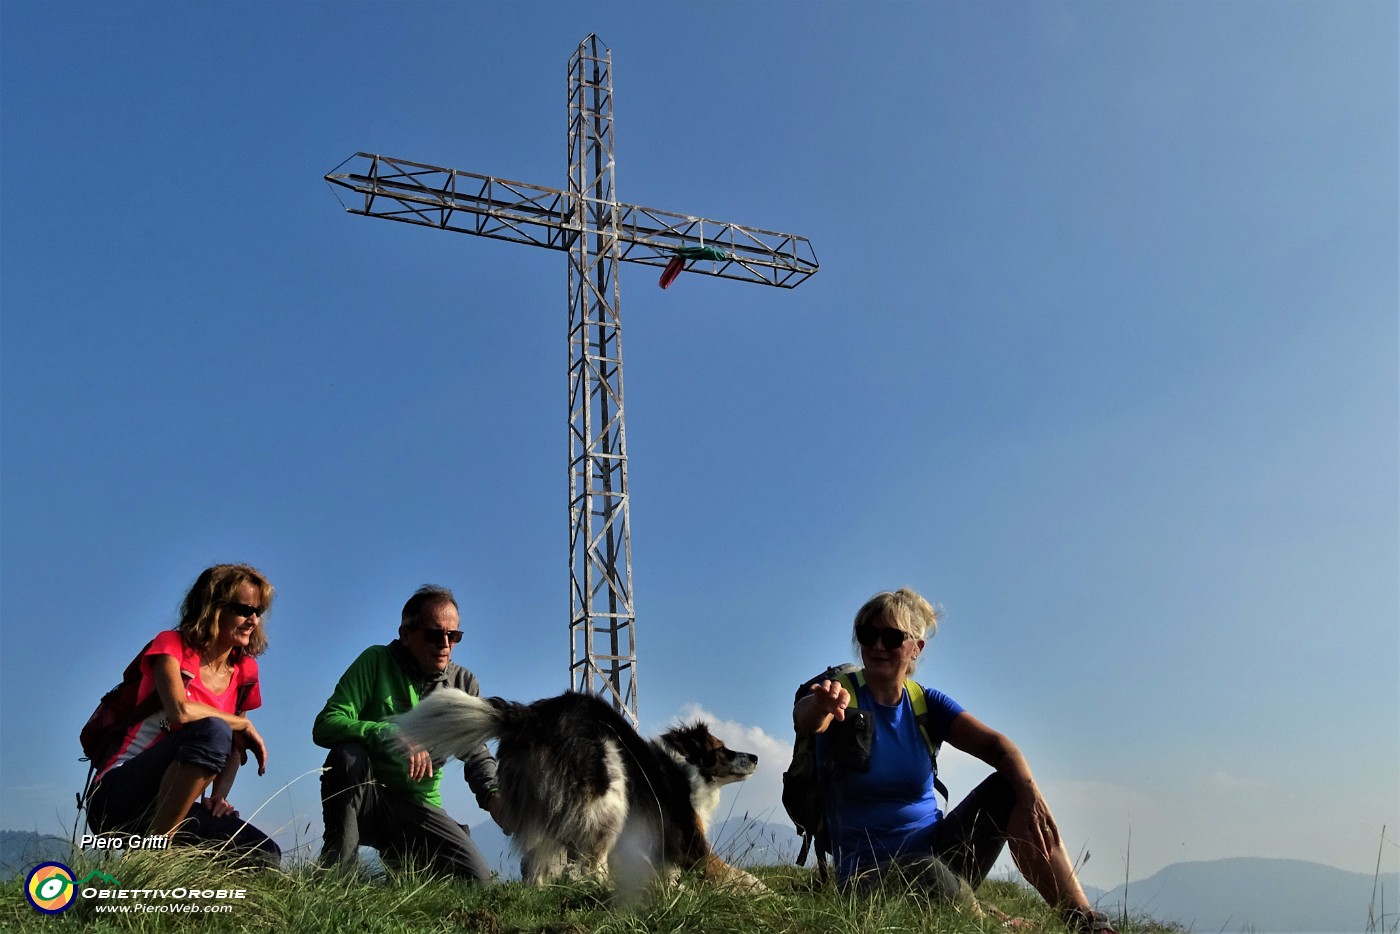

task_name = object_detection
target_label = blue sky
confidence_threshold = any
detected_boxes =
[1,1,1395,892]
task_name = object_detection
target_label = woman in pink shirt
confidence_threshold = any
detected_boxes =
[88,564,279,862]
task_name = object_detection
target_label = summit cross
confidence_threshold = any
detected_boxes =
[325,34,818,723]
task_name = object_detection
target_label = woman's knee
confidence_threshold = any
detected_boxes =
[170,717,234,772]
[969,770,1017,818]
[182,716,233,743]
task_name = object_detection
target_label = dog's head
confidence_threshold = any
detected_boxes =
[662,721,759,787]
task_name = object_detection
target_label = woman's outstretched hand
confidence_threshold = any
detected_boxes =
[809,679,850,722]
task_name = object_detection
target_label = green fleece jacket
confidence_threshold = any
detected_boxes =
[311,640,498,809]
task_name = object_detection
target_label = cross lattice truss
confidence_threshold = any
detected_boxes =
[325,154,819,288]
[326,35,817,723]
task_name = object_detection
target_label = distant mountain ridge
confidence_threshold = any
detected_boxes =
[1086,856,1397,933]
[0,830,71,879]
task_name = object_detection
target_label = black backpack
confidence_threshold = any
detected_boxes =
[781,664,948,881]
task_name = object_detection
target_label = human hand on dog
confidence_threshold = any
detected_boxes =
[403,742,435,781]
[487,794,513,836]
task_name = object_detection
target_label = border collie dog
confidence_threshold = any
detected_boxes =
[394,688,767,896]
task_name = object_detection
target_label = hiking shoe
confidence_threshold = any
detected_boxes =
[1065,907,1119,934]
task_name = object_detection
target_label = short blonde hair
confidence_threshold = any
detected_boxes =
[851,588,941,672]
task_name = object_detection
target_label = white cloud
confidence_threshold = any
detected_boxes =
[1206,770,1265,791]
[668,703,794,831]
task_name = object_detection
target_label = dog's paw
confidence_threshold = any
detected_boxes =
[726,869,771,895]
[746,876,773,896]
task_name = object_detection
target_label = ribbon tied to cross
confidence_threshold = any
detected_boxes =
[659,245,731,289]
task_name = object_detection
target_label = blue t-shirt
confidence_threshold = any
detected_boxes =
[820,681,965,882]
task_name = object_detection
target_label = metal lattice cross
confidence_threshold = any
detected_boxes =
[326,35,818,722]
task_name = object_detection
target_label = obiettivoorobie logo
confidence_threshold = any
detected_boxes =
[23,862,121,914]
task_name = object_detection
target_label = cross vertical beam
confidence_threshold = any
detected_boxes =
[567,37,636,718]
[324,34,817,727]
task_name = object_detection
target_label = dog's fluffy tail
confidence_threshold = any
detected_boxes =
[393,688,504,760]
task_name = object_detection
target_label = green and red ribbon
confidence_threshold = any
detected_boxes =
[659,245,730,288]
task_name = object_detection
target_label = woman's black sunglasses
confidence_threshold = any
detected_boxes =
[854,624,909,650]
[225,602,265,619]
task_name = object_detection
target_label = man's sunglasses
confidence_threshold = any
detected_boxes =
[854,624,909,650]
[415,628,464,645]
[225,602,265,619]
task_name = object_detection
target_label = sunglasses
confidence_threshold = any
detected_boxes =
[225,602,265,619]
[415,628,464,645]
[855,624,909,650]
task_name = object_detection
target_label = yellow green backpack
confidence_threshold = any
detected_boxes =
[780,664,948,880]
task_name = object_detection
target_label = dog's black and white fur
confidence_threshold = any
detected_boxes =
[394,688,766,895]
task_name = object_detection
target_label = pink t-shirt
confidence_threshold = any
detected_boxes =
[98,630,261,778]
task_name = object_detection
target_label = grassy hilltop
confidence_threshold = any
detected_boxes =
[2,846,1178,934]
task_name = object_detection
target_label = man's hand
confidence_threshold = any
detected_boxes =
[486,794,513,835]
[403,743,435,782]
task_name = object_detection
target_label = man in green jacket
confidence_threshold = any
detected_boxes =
[313,584,507,880]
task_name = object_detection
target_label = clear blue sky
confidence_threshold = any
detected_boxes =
[1,1,1395,892]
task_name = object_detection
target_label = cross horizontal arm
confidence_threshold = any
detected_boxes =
[326,153,818,288]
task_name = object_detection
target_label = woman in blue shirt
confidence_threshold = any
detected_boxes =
[794,588,1115,933]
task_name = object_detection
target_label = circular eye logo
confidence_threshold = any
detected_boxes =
[25,862,76,914]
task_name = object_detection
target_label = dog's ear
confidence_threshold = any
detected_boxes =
[663,721,720,768]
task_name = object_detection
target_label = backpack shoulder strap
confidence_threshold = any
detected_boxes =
[109,639,164,735]
[234,680,257,716]
[905,679,929,733]
[838,668,863,709]
[130,640,168,723]
[904,679,949,803]
[232,656,259,715]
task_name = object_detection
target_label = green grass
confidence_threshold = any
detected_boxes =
[1,847,1183,933]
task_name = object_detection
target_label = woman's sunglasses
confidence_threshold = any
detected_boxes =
[225,602,265,619]
[854,624,909,650]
